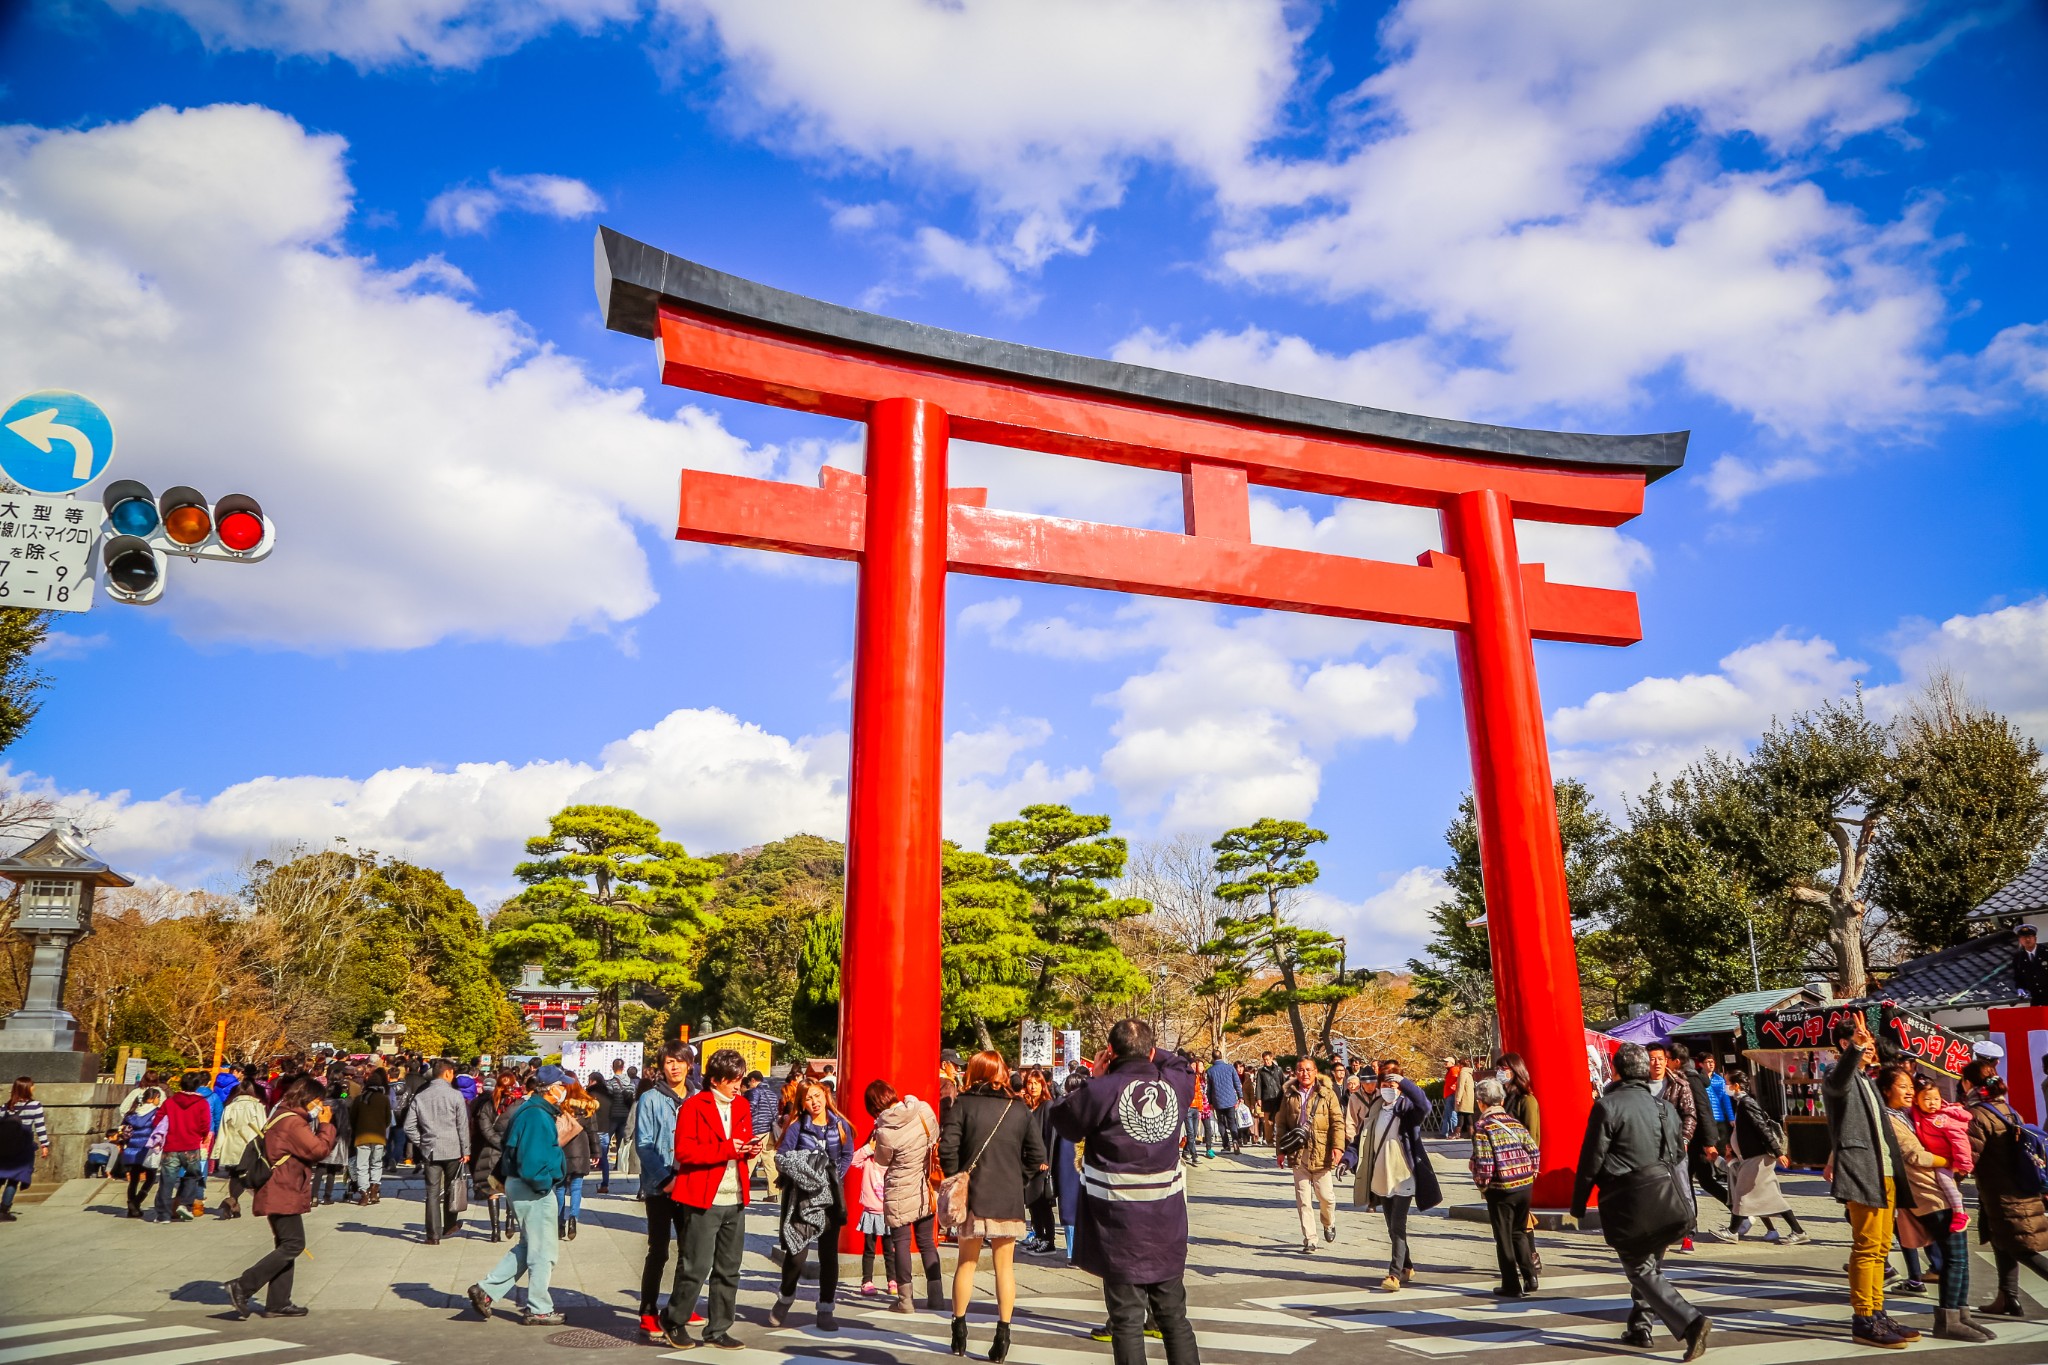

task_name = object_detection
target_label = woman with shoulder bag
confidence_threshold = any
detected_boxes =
[1571,1042,1711,1361]
[1962,1059,2048,1318]
[770,1080,857,1331]
[472,1074,521,1243]
[119,1088,165,1219]
[937,1050,1045,1363]
[867,1078,944,1316]
[1350,1062,1440,1291]
[556,1080,597,1240]
[220,1077,338,1320]
[1714,1067,1807,1243]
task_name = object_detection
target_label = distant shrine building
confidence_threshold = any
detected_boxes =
[508,965,597,1057]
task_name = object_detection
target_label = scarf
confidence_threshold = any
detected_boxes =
[1370,1097,1412,1197]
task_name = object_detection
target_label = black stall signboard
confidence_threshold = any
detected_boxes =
[1739,1000,1973,1079]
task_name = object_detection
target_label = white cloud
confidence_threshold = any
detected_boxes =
[34,631,111,661]
[1700,453,1826,509]
[1549,633,1868,804]
[426,171,605,235]
[26,704,1082,901]
[1297,866,1450,970]
[962,597,1441,831]
[1890,597,2048,738]
[1202,4,1973,441]
[943,718,1093,841]
[0,104,770,649]
[110,0,640,68]
[662,0,1299,289]
[1983,323,2048,400]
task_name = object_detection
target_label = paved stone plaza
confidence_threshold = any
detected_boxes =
[5,1141,2048,1364]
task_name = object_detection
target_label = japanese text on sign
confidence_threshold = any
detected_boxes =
[0,493,101,613]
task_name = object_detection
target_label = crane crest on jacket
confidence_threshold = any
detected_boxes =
[1118,1079,1179,1144]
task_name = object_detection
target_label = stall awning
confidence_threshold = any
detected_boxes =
[1605,1010,1690,1046]
[1677,987,1821,1038]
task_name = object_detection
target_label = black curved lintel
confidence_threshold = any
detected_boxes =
[596,227,1686,480]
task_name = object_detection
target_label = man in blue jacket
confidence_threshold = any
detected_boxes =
[468,1065,569,1327]
[1204,1052,1242,1154]
[634,1041,692,1344]
[1051,1019,1199,1365]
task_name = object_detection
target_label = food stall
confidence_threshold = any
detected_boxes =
[1737,1000,1975,1168]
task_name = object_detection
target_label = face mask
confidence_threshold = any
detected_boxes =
[1378,1084,1397,1098]
[1496,1070,1511,1083]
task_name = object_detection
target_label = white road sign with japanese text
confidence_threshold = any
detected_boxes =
[0,493,99,612]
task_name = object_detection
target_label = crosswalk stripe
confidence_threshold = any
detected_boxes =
[843,1308,1315,1357]
[104,1340,300,1365]
[0,1330,214,1365]
[0,1325,139,1345]
[1251,1274,1618,1311]
[771,1320,1102,1365]
[1021,1299,1307,1328]
[277,1355,398,1365]
[1530,1318,2048,1365]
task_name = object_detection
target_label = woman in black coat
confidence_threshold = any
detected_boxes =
[937,1050,1046,1363]
[470,1074,519,1243]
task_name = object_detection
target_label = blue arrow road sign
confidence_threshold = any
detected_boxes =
[0,390,116,494]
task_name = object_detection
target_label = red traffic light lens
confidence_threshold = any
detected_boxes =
[218,509,264,552]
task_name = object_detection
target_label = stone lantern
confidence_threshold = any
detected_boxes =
[372,1009,407,1056]
[0,825,133,1083]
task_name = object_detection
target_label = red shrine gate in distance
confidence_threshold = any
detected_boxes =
[596,227,1686,1211]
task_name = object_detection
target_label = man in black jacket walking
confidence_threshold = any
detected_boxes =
[1051,1019,1199,1365]
[1671,1045,1729,1229]
[1572,1043,1711,1361]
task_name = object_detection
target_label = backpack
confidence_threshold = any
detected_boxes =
[230,1114,292,1191]
[1740,1095,1787,1157]
[1994,1103,2048,1198]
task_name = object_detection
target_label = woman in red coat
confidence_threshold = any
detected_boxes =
[223,1077,337,1319]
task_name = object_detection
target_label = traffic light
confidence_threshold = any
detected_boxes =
[93,480,274,606]
[99,534,165,605]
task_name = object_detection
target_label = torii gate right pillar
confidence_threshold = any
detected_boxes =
[1447,489,1593,1211]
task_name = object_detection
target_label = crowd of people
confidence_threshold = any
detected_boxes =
[16,1008,2048,1361]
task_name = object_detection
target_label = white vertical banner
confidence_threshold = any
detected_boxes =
[560,1040,644,1077]
[1020,1019,1054,1067]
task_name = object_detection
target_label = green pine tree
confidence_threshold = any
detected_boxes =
[1198,818,1353,1055]
[984,804,1147,1021]
[489,805,720,1040]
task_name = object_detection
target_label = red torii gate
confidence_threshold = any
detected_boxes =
[597,228,1685,1208]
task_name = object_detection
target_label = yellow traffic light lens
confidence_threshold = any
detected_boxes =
[164,504,212,545]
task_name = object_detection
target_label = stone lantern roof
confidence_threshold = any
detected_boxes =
[0,826,135,887]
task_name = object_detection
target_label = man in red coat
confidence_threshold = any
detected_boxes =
[155,1072,215,1223]
[660,1048,763,1349]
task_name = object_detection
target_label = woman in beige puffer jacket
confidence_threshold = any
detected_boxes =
[867,1081,943,1315]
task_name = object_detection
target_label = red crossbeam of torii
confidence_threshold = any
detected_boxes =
[597,228,1686,1209]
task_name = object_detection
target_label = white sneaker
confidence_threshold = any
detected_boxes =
[1708,1228,1740,1243]
[1781,1231,1811,1245]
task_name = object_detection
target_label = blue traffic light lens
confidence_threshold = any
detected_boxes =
[110,497,159,536]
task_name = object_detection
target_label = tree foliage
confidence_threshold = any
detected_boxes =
[490,805,720,1041]
[984,804,1148,1020]
[681,835,843,1048]
[1407,780,1619,1019]
[1869,677,2048,952]
[1197,818,1354,1056]
[0,608,48,754]
[940,844,1037,1048]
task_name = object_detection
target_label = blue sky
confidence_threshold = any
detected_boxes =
[1,0,2043,966]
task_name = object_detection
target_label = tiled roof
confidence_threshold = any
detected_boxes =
[1880,928,2026,1009]
[1968,854,2048,922]
[1676,987,1820,1036]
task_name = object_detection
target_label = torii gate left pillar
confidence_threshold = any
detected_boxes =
[595,228,1687,1211]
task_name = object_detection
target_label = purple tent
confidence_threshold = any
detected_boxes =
[1605,1010,1689,1046]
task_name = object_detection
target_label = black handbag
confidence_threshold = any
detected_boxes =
[1598,1160,1691,1254]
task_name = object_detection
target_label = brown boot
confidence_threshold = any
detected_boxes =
[369,1185,382,1205]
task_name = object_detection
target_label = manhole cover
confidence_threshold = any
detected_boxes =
[546,1329,631,1349]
